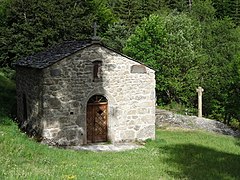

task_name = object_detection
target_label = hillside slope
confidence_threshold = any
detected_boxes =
[156,109,240,137]
[0,116,240,179]
[0,72,15,115]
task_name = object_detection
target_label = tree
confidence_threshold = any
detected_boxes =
[213,0,240,25]
[123,13,203,107]
[138,0,168,18]
[166,0,190,12]
[112,0,141,27]
[102,21,131,52]
[226,52,240,125]
[228,0,240,25]
[190,0,216,23]
[200,17,240,122]
[104,0,169,52]
[0,0,116,67]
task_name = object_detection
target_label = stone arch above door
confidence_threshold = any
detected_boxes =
[84,88,117,107]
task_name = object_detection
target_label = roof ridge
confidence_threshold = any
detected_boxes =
[14,40,93,69]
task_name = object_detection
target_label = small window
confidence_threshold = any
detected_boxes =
[50,69,61,77]
[131,65,147,73]
[23,94,27,120]
[93,61,102,81]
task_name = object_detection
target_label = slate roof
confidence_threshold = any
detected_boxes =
[14,40,94,69]
[14,39,155,71]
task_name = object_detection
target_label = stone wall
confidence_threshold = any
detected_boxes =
[16,67,43,137]
[16,43,156,146]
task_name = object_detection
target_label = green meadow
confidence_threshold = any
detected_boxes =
[0,115,239,180]
[0,70,240,179]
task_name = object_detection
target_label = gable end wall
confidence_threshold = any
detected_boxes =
[16,44,155,146]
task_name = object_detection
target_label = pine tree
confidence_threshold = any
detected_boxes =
[0,0,115,67]
[139,0,168,18]
[166,0,189,12]
[229,0,240,25]
[113,0,141,27]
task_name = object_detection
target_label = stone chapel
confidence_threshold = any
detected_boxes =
[15,40,156,146]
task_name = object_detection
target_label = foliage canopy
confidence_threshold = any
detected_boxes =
[0,0,240,126]
[124,13,203,106]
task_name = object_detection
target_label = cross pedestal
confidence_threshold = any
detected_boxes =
[196,87,204,118]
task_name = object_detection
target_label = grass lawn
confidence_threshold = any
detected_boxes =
[0,116,239,180]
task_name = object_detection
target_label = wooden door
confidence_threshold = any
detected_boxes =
[87,102,108,143]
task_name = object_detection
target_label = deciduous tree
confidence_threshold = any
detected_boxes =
[124,13,203,107]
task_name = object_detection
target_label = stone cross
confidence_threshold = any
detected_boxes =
[188,0,192,9]
[93,22,98,39]
[196,86,204,118]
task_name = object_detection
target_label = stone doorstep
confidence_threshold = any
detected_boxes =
[66,143,144,152]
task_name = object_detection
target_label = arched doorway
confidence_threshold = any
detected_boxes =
[86,95,108,143]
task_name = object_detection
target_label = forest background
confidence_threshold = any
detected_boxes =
[0,0,240,128]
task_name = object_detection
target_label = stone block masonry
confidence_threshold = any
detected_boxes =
[15,42,156,146]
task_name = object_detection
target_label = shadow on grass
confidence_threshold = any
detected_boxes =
[0,114,13,125]
[236,138,240,147]
[161,143,240,179]
[0,106,15,126]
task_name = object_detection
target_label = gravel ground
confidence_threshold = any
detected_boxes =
[65,143,144,152]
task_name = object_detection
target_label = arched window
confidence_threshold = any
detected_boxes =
[87,95,107,104]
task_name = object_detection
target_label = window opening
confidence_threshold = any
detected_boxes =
[88,95,107,103]
[93,61,102,80]
[131,65,147,73]
[23,94,27,120]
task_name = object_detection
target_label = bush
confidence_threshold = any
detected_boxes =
[159,102,197,116]
[0,69,16,116]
